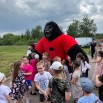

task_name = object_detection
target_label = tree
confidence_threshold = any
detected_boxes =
[25,29,31,39]
[2,33,16,45]
[21,33,24,38]
[0,37,3,45]
[79,15,97,37]
[66,15,97,38]
[66,20,80,38]
[31,25,43,39]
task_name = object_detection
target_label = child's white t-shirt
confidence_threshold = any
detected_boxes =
[0,84,11,103]
[34,71,52,94]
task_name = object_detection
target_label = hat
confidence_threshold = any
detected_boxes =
[0,72,5,82]
[80,77,94,93]
[34,54,39,59]
[50,61,63,70]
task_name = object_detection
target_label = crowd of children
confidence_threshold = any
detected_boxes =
[0,44,103,103]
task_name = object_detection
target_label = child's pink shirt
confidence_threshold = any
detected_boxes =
[22,64,33,80]
[30,59,37,80]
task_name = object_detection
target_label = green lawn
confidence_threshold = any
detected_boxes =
[83,47,90,55]
[0,46,27,77]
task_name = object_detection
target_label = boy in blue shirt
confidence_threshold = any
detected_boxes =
[77,77,99,103]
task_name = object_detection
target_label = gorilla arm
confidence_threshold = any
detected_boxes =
[62,35,89,63]
[67,44,89,63]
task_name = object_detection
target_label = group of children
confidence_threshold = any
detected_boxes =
[0,49,103,103]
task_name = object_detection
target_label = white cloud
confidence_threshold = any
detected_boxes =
[91,14,103,21]
[15,0,30,14]
[80,3,91,14]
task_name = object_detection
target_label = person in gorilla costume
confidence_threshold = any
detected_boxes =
[35,21,89,63]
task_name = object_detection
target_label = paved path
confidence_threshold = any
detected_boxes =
[5,56,98,103]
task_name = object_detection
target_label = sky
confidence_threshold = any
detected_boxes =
[0,0,103,37]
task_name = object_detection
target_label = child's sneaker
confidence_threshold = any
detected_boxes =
[30,91,36,95]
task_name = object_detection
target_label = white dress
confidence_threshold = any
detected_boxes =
[71,70,83,99]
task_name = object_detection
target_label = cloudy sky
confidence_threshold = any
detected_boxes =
[0,0,103,36]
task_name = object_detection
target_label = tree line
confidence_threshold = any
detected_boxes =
[0,16,103,46]
[0,25,43,45]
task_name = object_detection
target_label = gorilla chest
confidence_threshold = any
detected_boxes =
[43,40,66,60]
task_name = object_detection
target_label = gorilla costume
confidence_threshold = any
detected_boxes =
[35,21,89,62]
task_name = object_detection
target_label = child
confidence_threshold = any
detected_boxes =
[92,51,103,82]
[77,77,99,103]
[47,61,71,103]
[34,60,52,103]
[42,52,51,71]
[94,43,102,59]
[21,56,33,103]
[70,60,83,103]
[0,72,11,103]
[53,56,62,62]
[11,61,27,103]
[30,53,39,95]
[49,56,62,75]
[62,59,70,83]
[76,53,91,77]
[53,56,66,80]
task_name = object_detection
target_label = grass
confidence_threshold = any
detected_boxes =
[83,47,90,55]
[0,46,27,77]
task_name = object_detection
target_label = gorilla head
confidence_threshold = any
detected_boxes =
[44,21,63,41]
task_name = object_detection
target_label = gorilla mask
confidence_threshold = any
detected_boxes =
[44,25,53,38]
[44,21,63,41]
